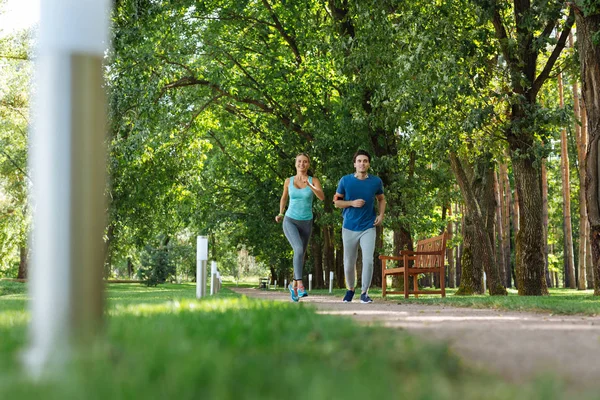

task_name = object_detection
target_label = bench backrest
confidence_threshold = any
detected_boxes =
[415,233,447,269]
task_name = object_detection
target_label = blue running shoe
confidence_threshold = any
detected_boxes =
[297,287,308,298]
[342,290,355,303]
[288,284,299,302]
[360,293,373,303]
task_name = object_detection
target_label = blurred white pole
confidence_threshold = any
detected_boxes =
[284,278,287,290]
[274,280,277,289]
[329,271,334,293]
[210,261,217,295]
[308,274,312,291]
[25,0,111,378]
[197,236,208,298]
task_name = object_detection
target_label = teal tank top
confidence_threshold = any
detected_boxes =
[285,176,314,221]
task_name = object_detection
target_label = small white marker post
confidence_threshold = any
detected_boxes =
[308,274,313,291]
[284,278,287,290]
[274,280,277,290]
[329,271,334,293]
[196,236,208,298]
[210,261,217,295]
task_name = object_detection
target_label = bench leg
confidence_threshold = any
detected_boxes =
[382,262,387,298]
[441,266,446,298]
[404,272,409,299]
[413,274,418,299]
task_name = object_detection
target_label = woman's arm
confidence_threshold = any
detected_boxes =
[275,178,290,223]
[308,177,325,201]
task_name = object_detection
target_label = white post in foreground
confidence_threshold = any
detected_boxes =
[329,271,334,293]
[284,278,287,290]
[210,261,217,295]
[308,274,313,291]
[25,0,111,378]
[196,236,208,298]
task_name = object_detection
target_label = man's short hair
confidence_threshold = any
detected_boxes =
[353,149,371,163]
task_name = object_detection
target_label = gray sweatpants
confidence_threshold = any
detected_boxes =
[282,216,313,280]
[342,227,376,293]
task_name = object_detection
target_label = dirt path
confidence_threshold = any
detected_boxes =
[231,287,600,388]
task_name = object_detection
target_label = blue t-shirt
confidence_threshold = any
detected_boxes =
[336,174,384,231]
[285,176,314,220]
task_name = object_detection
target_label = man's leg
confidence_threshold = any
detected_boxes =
[342,228,361,290]
[359,227,377,294]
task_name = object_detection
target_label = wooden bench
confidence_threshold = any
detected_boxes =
[379,232,447,298]
[259,277,269,290]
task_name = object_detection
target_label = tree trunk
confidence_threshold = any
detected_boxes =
[311,225,324,289]
[335,229,345,288]
[450,153,507,295]
[542,159,551,287]
[576,6,600,295]
[582,101,595,289]
[571,38,588,290]
[456,203,464,286]
[494,170,507,286]
[511,154,548,295]
[371,224,384,288]
[499,161,512,288]
[456,216,483,294]
[446,206,455,288]
[559,72,577,289]
[17,245,28,279]
[323,224,335,286]
[127,257,133,279]
[511,184,519,289]
[392,228,412,291]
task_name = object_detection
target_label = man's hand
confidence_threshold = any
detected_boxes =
[374,214,384,226]
[352,199,365,208]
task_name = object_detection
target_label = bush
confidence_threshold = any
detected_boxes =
[137,245,176,286]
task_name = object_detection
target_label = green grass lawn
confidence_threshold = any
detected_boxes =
[0,280,596,399]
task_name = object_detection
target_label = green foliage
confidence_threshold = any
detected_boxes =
[0,29,32,277]
[137,244,176,286]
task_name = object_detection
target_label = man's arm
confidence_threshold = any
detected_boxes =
[334,192,365,209]
[374,194,386,226]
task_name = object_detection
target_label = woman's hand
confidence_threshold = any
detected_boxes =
[275,214,284,223]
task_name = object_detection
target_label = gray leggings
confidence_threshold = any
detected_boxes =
[282,217,313,280]
[342,227,376,293]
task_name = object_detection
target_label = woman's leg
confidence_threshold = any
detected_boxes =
[283,217,308,280]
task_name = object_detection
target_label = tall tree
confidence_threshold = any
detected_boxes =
[571,31,588,290]
[574,1,600,295]
[477,1,574,294]
[558,72,576,288]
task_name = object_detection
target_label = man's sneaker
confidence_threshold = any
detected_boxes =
[288,284,299,302]
[360,293,373,303]
[342,290,355,302]
[297,287,308,298]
